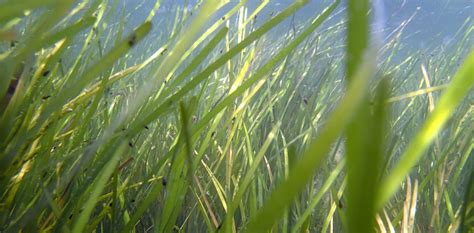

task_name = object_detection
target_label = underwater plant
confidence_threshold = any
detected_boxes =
[0,0,472,232]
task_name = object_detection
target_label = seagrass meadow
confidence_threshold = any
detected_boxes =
[0,0,473,232]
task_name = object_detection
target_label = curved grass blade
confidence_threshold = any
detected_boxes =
[0,16,96,139]
[40,21,152,126]
[377,49,474,210]
[71,142,127,233]
[460,169,474,232]
[0,0,60,24]
[159,26,229,99]
[155,102,195,233]
[158,0,249,85]
[0,0,75,116]
[127,0,310,137]
[120,176,165,233]
[244,47,375,233]
[118,0,225,128]
[290,160,345,233]
[221,122,281,232]
[345,80,389,233]
[344,0,385,231]
[192,0,340,138]
[0,21,152,174]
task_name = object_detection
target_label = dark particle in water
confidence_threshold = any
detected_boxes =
[10,40,18,47]
[128,35,137,47]
[221,16,226,21]
[144,125,149,130]
[162,178,167,186]
[160,48,167,55]
[303,97,308,105]
[128,142,133,148]
[338,198,344,209]
[42,95,51,100]
[211,131,216,138]
[109,202,113,207]
[42,70,50,77]
[7,78,19,96]
[131,199,135,203]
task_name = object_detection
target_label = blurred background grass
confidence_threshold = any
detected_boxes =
[0,0,472,232]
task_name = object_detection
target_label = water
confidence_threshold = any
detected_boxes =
[0,1,472,232]
[120,0,472,49]
[114,0,472,72]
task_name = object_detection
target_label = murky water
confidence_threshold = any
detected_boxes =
[0,1,472,232]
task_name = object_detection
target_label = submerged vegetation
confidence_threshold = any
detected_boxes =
[0,0,473,232]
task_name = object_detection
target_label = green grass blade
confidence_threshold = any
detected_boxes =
[377,49,474,209]
[244,47,375,233]
[0,0,60,24]
[192,0,340,137]
[121,177,165,233]
[127,0,310,137]
[71,142,127,233]
[222,122,281,232]
[345,80,389,233]
[346,0,369,81]
[290,160,345,233]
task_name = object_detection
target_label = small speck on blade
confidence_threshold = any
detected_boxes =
[42,70,50,77]
[128,35,137,47]
[338,198,344,209]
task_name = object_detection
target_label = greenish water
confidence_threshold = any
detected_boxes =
[0,1,472,232]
